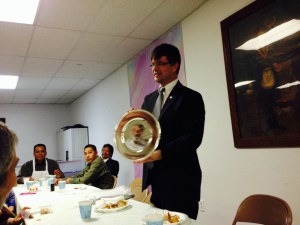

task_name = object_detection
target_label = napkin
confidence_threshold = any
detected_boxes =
[101,196,125,205]
[85,185,130,201]
[95,196,128,210]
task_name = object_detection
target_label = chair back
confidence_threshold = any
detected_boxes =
[112,175,117,188]
[143,191,153,206]
[232,194,292,225]
[129,178,148,202]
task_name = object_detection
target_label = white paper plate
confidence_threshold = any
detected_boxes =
[142,210,188,225]
[94,200,129,213]
[164,211,188,224]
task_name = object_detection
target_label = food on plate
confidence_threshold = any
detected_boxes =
[29,186,38,192]
[102,199,127,209]
[163,212,180,223]
[39,206,52,214]
[40,208,51,214]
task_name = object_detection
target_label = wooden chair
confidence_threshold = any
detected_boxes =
[129,178,148,202]
[112,175,117,188]
[232,194,293,225]
[143,191,153,206]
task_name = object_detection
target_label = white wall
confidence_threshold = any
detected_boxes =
[183,0,300,224]
[0,104,70,165]
[70,66,134,187]
[71,0,300,224]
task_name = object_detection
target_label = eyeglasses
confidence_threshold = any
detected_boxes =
[149,61,170,67]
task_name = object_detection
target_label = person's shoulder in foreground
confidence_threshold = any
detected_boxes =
[0,122,32,225]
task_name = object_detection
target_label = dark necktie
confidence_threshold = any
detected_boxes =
[148,87,165,170]
[153,87,165,119]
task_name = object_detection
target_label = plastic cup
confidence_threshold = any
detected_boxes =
[58,180,66,190]
[21,209,31,219]
[78,200,93,220]
[26,181,35,191]
[39,178,46,187]
[144,213,164,225]
[47,177,55,186]
[23,177,30,186]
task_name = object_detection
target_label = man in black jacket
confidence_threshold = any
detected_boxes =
[135,43,205,219]
[101,144,119,177]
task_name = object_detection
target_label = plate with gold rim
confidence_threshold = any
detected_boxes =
[114,109,161,160]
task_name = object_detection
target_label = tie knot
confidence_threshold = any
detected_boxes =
[159,87,165,94]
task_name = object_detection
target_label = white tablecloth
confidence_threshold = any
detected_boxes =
[13,184,199,225]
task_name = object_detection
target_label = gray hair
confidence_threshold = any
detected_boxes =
[0,122,18,183]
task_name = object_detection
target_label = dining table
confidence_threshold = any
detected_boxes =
[13,183,200,225]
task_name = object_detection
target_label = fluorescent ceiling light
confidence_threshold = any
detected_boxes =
[236,19,300,50]
[277,80,300,89]
[235,80,255,88]
[0,75,19,89]
[0,0,39,24]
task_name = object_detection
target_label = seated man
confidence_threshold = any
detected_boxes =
[101,144,119,177]
[18,143,64,183]
[64,144,114,189]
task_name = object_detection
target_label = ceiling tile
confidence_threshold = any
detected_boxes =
[0,22,33,56]
[22,57,63,77]
[83,62,121,79]
[88,0,164,36]
[0,90,15,99]
[55,60,99,78]
[28,27,82,59]
[39,89,68,98]
[0,56,24,75]
[56,98,75,104]
[46,78,80,90]
[17,77,51,89]
[37,0,100,31]
[63,90,86,99]
[14,89,43,98]
[13,98,37,104]
[69,33,124,61]
[105,38,152,63]
[36,98,59,104]
[0,98,13,103]
[131,0,205,39]
[71,78,101,91]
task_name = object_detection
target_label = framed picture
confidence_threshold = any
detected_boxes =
[221,0,300,148]
[0,118,5,123]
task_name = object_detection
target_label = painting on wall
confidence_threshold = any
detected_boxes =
[0,118,6,123]
[127,25,186,176]
[221,0,300,148]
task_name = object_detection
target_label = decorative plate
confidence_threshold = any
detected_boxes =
[114,109,161,160]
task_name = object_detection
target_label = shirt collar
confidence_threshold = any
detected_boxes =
[35,158,46,165]
[160,79,178,101]
[103,158,109,162]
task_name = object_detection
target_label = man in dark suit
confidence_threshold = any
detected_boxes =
[135,43,205,219]
[101,144,119,177]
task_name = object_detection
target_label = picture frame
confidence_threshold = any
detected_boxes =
[221,0,300,148]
